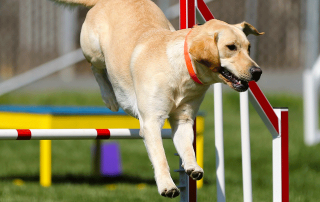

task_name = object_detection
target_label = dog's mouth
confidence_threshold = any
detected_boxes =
[219,67,249,92]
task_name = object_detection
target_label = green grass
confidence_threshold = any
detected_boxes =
[0,90,319,202]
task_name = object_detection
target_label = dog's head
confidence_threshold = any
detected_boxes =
[189,19,264,91]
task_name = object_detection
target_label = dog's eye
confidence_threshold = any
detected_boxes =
[227,45,237,51]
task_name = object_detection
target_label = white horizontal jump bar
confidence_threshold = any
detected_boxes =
[0,129,172,140]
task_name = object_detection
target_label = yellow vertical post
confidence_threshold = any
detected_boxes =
[196,116,205,188]
[40,140,51,187]
[196,132,204,188]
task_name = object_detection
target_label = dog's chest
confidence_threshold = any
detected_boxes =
[172,81,209,109]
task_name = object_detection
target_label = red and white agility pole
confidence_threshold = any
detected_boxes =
[0,129,172,140]
[249,81,289,202]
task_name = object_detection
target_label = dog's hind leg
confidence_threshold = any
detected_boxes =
[91,66,119,112]
[169,115,204,181]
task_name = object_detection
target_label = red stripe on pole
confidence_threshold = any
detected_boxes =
[96,129,110,139]
[189,119,197,202]
[16,129,31,140]
[281,110,289,202]
[188,0,195,28]
[197,0,215,20]
[249,81,279,133]
[180,0,187,29]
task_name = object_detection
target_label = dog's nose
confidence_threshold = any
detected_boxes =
[250,67,262,82]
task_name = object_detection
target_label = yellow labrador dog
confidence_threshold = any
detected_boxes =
[52,0,263,198]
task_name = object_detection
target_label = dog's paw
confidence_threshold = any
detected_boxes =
[185,165,204,180]
[160,187,180,198]
[157,178,180,198]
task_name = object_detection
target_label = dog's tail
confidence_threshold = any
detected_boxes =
[50,0,100,7]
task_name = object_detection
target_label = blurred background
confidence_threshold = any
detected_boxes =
[0,0,319,202]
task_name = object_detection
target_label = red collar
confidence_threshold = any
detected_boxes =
[184,28,204,85]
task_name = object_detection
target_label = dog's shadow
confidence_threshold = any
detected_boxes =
[0,174,157,185]
[0,174,212,185]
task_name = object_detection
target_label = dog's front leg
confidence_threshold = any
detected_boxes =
[169,117,204,181]
[139,117,180,198]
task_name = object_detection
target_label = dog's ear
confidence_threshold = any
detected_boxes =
[235,21,264,36]
[189,33,220,71]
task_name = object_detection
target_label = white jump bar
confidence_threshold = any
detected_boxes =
[0,129,172,140]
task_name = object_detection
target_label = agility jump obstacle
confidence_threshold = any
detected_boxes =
[0,106,204,197]
[0,104,204,202]
[213,82,288,202]
[0,126,200,202]
[180,1,289,202]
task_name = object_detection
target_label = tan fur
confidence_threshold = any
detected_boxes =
[189,32,220,71]
[51,0,263,198]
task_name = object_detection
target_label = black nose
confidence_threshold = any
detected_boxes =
[250,67,262,82]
